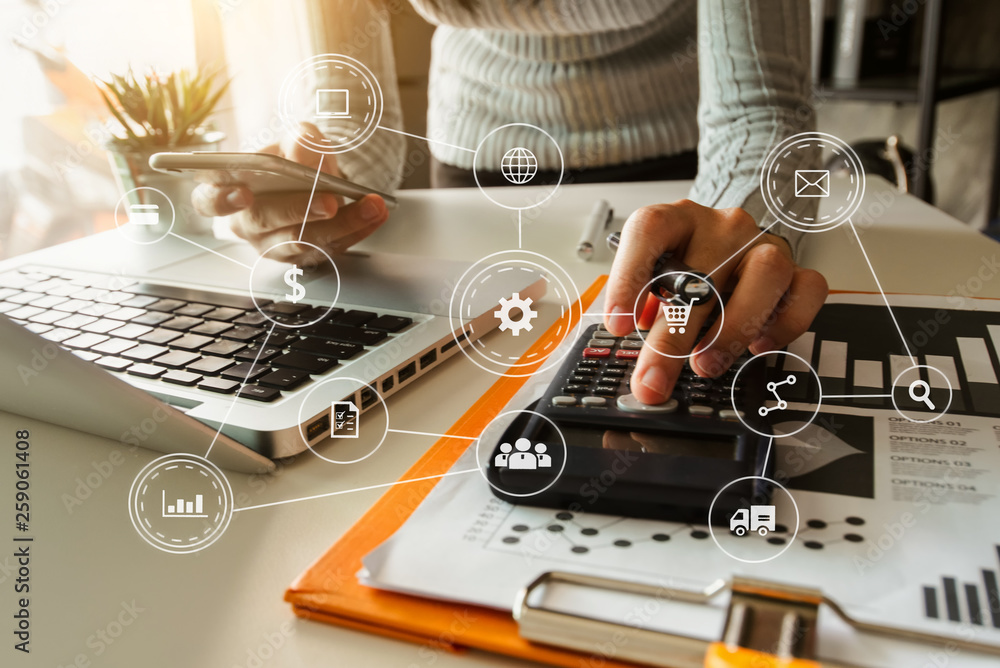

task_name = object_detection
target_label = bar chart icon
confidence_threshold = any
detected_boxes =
[161,490,207,518]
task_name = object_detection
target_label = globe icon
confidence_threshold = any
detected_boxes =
[500,147,538,184]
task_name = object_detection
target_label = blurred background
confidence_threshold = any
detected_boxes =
[1,0,998,259]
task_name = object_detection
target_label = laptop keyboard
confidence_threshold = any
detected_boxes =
[0,266,416,403]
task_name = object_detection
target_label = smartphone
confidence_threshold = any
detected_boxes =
[148,152,398,209]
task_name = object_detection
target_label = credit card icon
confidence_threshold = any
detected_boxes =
[129,203,159,226]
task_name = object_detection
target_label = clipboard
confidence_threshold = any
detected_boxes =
[286,275,624,667]
[286,281,1000,667]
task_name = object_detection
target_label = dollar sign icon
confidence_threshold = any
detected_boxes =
[283,264,305,304]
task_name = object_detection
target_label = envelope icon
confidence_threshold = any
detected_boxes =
[794,170,830,198]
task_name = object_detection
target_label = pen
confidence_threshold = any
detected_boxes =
[576,199,613,261]
[606,231,714,305]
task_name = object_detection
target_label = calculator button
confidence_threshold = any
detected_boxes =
[551,396,577,406]
[687,404,715,416]
[563,384,589,394]
[615,349,639,360]
[581,396,607,407]
[588,338,613,348]
[606,360,629,369]
[616,394,678,414]
[601,369,625,378]
[625,332,643,340]
[583,347,611,358]
[578,359,601,368]
[719,409,744,420]
[570,375,594,383]
[620,340,643,349]
[594,385,619,396]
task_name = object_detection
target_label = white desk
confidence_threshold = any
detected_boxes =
[2,177,997,667]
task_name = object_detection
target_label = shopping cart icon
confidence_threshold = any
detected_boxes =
[662,297,699,334]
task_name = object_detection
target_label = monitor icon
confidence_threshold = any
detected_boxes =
[316,89,350,118]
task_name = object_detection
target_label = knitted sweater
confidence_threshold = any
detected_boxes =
[307,0,816,251]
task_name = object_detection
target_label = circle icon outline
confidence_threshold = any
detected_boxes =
[707,475,800,564]
[448,250,583,378]
[759,131,866,234]
[113,187,176,245]
[475,409,568,498]
[248,240,341,329]
[127,454,233,555]
[631,271,725,361]
[890,364,953,423]
[277,53,384,155]
[473,123,564,211]
[730,350,823,439]
[296,376,390,464]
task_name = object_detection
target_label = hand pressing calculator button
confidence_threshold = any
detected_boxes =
[486,322,773,524]
[617,393,679,414]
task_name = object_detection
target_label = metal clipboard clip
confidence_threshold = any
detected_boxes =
[513,571,1000,668]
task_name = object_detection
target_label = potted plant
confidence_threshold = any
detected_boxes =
[97,66,230,235]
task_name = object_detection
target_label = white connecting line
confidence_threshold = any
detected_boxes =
[168,232,253,270]
[704,220,779,280]
[386,428,478,440]
[233,467,480,513]
[760,436,775,473]
[848,221,917,366]
[204,323,278,459]
[298,153,326,241]
[376,125,476,154]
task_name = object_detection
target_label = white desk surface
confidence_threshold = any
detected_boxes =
[2,177,998,667]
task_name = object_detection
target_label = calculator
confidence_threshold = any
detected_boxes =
[486,323,774,524]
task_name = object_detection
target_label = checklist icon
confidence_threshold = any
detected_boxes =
[331,401,359,439]
[794,170,831,198]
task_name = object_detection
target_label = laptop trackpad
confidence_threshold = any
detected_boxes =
[147,242,467,315]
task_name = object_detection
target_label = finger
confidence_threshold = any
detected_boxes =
[635,293,661,331]
[280,122,340,174]
[241,191,342,237]
[629,298,716,404]
[749,268,828,354]
[191,183,253,217]
[690,243,794,377]
[301,195,389,252]
[251,195,388,256]
[604,205,693,336]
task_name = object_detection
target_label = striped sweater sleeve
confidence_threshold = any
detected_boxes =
[690,0,816,257]
[305,0,406,192]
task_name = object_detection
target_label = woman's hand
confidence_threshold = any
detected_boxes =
[604,199,828,405]
[192,122,390,263]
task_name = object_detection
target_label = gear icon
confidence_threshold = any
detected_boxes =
[494,292,537,336]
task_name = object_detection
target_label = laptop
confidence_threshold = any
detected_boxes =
[0,231,544,473]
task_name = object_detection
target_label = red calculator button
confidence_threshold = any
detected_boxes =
[583,347,611,358]
[615,349,639,359]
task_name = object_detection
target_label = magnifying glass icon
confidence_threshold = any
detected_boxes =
[908,379,935,411]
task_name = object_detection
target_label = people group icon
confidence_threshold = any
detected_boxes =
[495,438,551,470]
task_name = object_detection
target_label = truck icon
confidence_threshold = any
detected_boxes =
[730,505,776,537]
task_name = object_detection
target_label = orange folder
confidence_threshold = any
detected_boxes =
[285,275,648,667]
